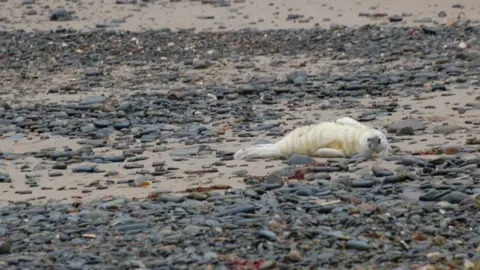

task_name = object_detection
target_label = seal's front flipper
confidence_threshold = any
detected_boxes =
[314,148,345,158]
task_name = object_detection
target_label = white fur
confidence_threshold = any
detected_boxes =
[234,117,388,160]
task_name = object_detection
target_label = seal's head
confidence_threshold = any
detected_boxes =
[365,130,389,156]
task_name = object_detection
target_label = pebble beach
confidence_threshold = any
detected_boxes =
[1,0,480,269]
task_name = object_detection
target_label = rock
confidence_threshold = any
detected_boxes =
[169,145,212,157]
[72,165,100,173]
[388,15,403,22]
[50,10,73,21]
[432,125,463,135]
[396,126,414,136]
[193,60,212,69]
[438,11,447,17]
[0,173,11,183]
[286,154,314,165]
[441,191,470,204]
[346,240,371,251]
[286,70,307,83]
[264,172,284,185]
[52,162,67,170]
[0,241,10,254]
[387,119,425,133]
[79,96,107,105]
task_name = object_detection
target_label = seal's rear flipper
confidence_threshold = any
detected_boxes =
[234,144,281,160]
[314,148,345,158]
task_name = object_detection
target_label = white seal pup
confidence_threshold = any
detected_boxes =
[233,117,388,160]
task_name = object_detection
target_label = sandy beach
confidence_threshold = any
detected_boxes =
[1,48,479,204]
[1,0,479,32]
[1,0,480,268]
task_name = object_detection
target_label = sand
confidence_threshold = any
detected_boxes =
[1,0,479,32]
[1,0,480,205]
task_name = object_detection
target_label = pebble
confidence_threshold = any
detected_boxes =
[387,119,425,133]
[286,154,314,165]
[50,10,72,21]
[388,15,403,22]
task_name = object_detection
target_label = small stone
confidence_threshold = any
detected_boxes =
[286,70,307,83]
[48,172,63,177]
[193,60,212,69]
[0,173,11,183]
[286,154,314,165]
[232,169,248,176]
[286,249,302,262]
[387,119,425,133]
[264,172,283,185]
[389,15,403,22]
[438,11,447,17]
[433,125,462,135]
[79,96,107,105]
[258,260,276,270]
[396,126,414,136]
[286,14,301,20]
[52,162,67,170]
[197,15,215,20]
[15,190,33,194]
[72,165,100,173]
[346,240,371,251]
[0,241,10,254]
[50,10,73,21]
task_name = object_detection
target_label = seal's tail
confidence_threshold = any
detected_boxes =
[233,144,281,160]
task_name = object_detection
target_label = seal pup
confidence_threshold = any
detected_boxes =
[233,117,388,160]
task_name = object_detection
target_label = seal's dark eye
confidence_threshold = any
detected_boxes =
[367,137,373,142]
